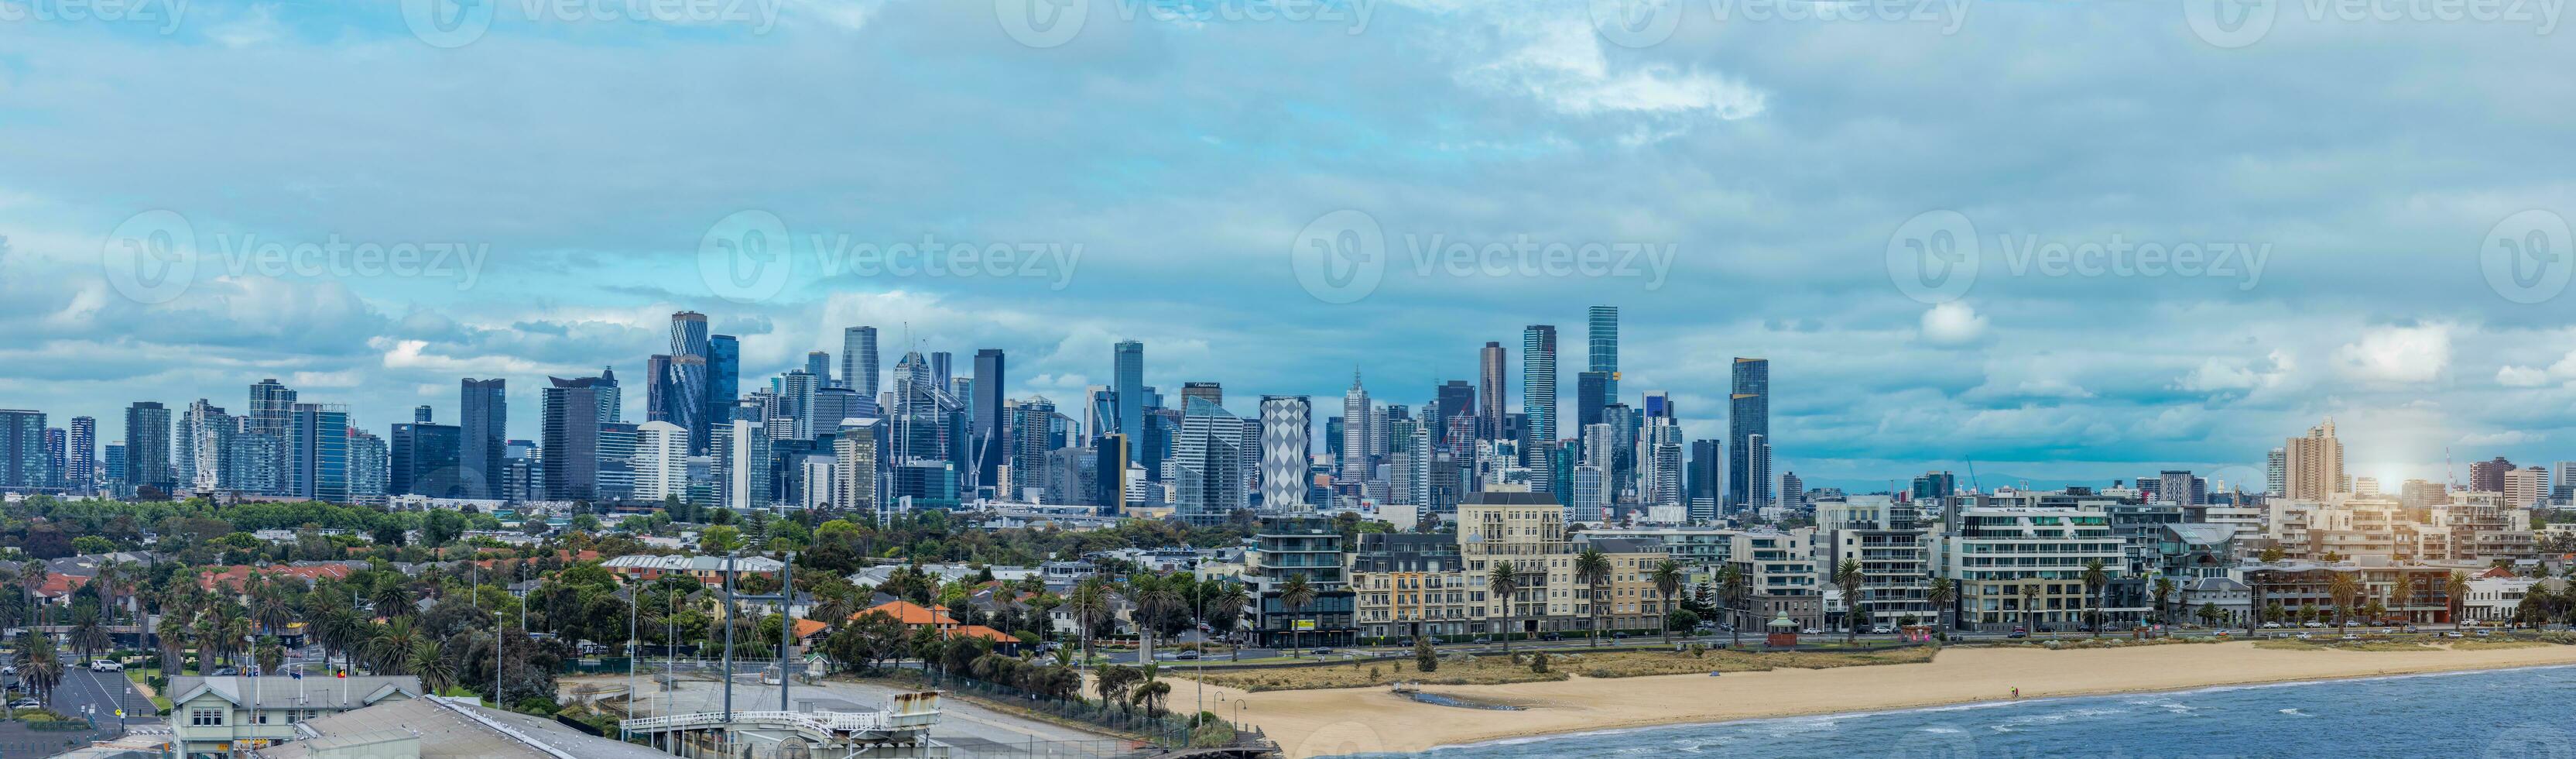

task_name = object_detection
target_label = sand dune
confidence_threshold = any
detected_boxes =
[1164,642,2576,757]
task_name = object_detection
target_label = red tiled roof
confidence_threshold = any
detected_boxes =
[860,600,957,627]
[197,565,352,592]
[951,625,1019,644]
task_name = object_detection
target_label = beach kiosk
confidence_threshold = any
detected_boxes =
[1766,613,1800,648]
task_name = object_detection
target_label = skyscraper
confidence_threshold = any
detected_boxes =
[1687,438,1721,522]
[543,375,614,501]
[286,403,351,503]
[67,417,94,493]
[348,428,388,506]
[1575,371,1608,430]
[1745,432,1773,510]
[805,350,832,385]
[0,410,46,489]
[1522,325,1557,446]
[842,327,881,397]
[2266,448,2288,498]
[413,406,433,424]
[633,421,689,503]
[461,378,507,500]
[1341,371,1370,484]
[41,428,63,489]
[1114,340,1146,444]
[2284,417,2345,500]
[390,418,461,497]
[1727,357,1770,510]
[1008,397,1057,500]
[1259,396,1314,511]
[248,378,296,493]
[125,401,173,496]
[1478,341,1506,440]
[972,349,1007,491]
[1434,380,1475,448]
[666,311,711,453]
[1181,382,1223,409]
[709,334,740,428]
[1588,305,1619,405]
[834,418,882,514]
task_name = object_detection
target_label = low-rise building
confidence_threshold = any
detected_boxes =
[170,675,424,759]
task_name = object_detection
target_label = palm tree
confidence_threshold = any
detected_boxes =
[368,618,422,675]
[1834,558,1865,643]
[68,605,108,664]
[1128,575,1184,665]
[1926,577,1955,632]
[252,581,296,637]
[255,636,285,675]
[1574,548,1611,646]
[1278,574,1316,657]
[1065,579,1112,665]
[1718,565,1750,648]
[15,633,63,706]
[2444,572,2471,626]
[2152,577,2177,626]
[2328,572,2360,630]
[1487,564,1523,654]
[18,565,50,628]
[1650,560,1684,646]
[1208,584,1251,661]
[2081,559,2110,637]
[95,560,130,628]
[2019,583,2041,634]
[409,640,455,694]
[2388,575,2417,626]
[372,576,415,619]
[2195,603,2222,627]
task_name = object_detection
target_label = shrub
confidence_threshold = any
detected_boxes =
[1530,652,1550,674]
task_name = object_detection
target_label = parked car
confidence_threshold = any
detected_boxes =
[1870,625,1895,635]
[89,661,123,672]
[2262,622,2283,629]
[1175,651,1201,661]
[2007,631,2030,640]
[9,699,41,710]
[1310,647,1337,655]
[1801,628,1821,636]
[1471,637,1492,645]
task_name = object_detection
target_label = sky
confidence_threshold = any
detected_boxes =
[2,0,2572,493]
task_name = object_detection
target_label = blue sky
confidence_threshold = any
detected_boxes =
[2,0,2574,492]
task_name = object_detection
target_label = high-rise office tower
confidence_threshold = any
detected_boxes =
[67,417,94,493]
[1588,306,1619,405]
[1575,371,1609,429]
[931,352,954,391]
[1478,342,1506,440]
[1643,391,1673,420]
[1522,325,1557,446]
[713,417,771,510]
[1745,432,1773,509]
[2284,417,2345,500]
[125,401,174,496]
[1259,396,1313,511]
[1779,472,1803,507]
[1008,397,1057,500]
[842,327,881,397]
[1181,382,1223,409]
[1341,371,1370,483]
[248,379,296,493]
[348,428,388,505]
[542,374,614,501]
[1172,397,1246,517]
[413,406,433,424]
[392,417,461,497]
[1727,357,1770,510]
[1687,438,1721,522]
[633,421,689,503]
[460,378,507,500]
[103,441,126,494]
[178,400,229,492]
[805,351,832,385]
[2469,456,2514,494]
[972,349,1007,490]
[1114,340,1146,442]
[1434,380,1475,448]
[773,369,823,439]
[666,311,711,452]
[709,334,740,421]
[42,427,63,489]
[286,403,351,503]
[834,418,882,514]
[0,410,46,489]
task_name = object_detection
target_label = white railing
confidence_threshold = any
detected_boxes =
[622,709,895,736]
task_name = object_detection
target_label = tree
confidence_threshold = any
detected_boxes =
[1413,636,1438,673]
[2152,577,2177,625]
[1208,584,1251,661]
[700,525,744,555]
[1574,548,1611,646]
[2259,546,2287,564]
[1065,579,1113,665]
[412,640,456,694]
[2081,559,2111,636]
[2196,603,2223,627]
[2328,572,2360,630]
[1129,575,1184,665]
[15,633,63,706]
[368,618,423,675]
[1718,565,1749,648]
[1926,577,1955,632]
[68,605,109,664]
[1834,558,1865,643]
[1650,560,1684,646]
[1279,574,1317,657]
[2019,583,2041,633]
[1487,564,1523,654]
[2444,572,2471,624]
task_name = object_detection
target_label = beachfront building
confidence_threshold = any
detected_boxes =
[1591,537,1675,634]
[1725,527,1823,634]
[1457,490,1589,637]
[1244,517,1357,649]
[2461,567,2540,623]
[1348,532,1475,641]
[1817,495,1935,629]
[1935,504,2126,633]
[2240,560,2454,625]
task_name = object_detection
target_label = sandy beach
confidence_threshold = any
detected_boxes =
[1170,642,2576,757]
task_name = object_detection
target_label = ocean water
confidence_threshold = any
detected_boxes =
[1326,665,2576,758]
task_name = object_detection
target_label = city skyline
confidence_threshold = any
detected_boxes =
[3,4,2571,490]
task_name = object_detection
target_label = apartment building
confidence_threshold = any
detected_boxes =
[1817,496,1935,628]
[1726,528,1823,632]
[1936,505,2126,632]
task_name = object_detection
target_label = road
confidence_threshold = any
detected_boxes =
[0,664,141,757]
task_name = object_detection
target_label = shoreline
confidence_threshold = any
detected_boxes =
[1177,641,2576,757]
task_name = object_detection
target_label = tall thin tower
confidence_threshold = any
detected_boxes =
[1588,306,1619,406]
[1522,325,1557,445]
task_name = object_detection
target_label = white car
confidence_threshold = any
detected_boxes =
[89,661,123,672]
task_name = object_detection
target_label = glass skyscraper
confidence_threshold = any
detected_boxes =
[842,326,880,397]
[460,378,507,500]
[1728,357,1770,510]
[1587,305,1619,406]
[1114,339,1145,444]
[1521,325,1556,446]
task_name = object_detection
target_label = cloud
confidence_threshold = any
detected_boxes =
[2461,431,2544,447]
[1919,301,1988,346]
[2335,325,2451,386]
[2498,365,2553,387]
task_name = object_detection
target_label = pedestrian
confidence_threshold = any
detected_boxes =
[2012,687,2021,699]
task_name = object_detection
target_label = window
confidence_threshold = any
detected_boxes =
[191,709,224,726]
